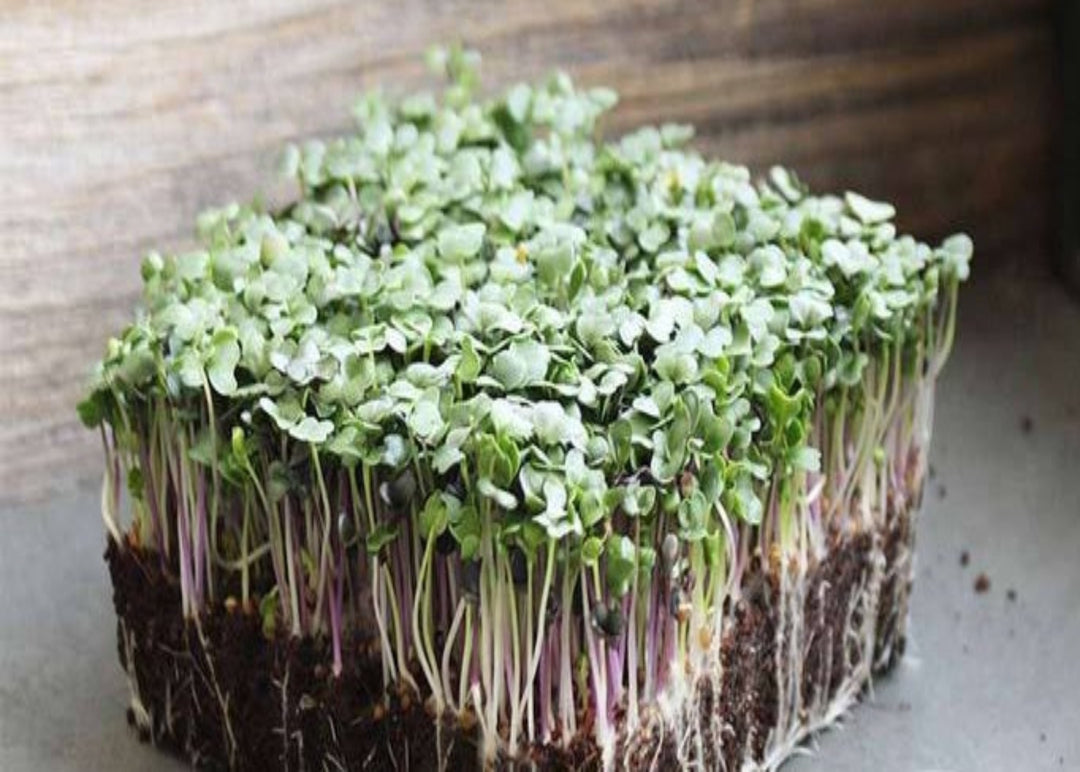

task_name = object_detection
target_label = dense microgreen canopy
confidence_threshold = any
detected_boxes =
[81,54,969,538]
[81,47,970,765]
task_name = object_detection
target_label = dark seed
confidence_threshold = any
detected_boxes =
[959,550,969,567]
[668,587,682,617]
[590,603,624,639]
[379,470,416,509]
[462,560,481,605]
[509,547,528,586]
[601,603,625,639]
[338,512,356,544]
[1006,588,1017,602]
[436,530,457,556]
[590,603,608,633]
[974,573,990,593]
[1020,415,1033,435]
[545,595,560,626]
[444,473,466,501]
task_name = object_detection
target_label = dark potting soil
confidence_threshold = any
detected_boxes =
[106,512,911,771]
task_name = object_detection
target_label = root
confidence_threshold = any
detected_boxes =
[119,619,153,735]
[274,661,291,767]
[192,617,239,768]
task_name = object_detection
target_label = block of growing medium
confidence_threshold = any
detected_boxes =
[80,48,971,770]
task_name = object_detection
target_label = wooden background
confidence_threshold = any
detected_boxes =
[0,0,1058,506]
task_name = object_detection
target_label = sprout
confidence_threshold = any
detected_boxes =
[82,47,970,770]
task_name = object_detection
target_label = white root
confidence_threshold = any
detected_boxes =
[120,619,153,735]
[192,617,239,768]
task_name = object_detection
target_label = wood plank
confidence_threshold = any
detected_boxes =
[0,0,1056,505]
[1061,0,1080,290]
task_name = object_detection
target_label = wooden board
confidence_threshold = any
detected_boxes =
[1061,0,1080,290]
[0,0,1056,505]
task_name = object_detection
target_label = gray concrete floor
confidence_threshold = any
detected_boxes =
[2,268,1078,771]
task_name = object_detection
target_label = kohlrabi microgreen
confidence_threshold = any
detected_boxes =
[81,45,970,767]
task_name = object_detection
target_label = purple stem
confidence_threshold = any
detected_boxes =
[647,579,663,695]
[176,460,194,618]
[659,583,677,694]
[581,580,606,727]
[330,539,345,677]
[290,508,311,633]
[389,511,414,656]
[139,444,167,563]
[193,470,208,607]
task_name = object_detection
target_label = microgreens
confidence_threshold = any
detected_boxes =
[81,46,970,767]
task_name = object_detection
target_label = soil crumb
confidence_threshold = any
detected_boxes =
[974,573,991,593]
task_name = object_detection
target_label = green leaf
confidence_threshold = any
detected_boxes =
[750,245,787,288]
[621,484,656,518]
[457,335,482,383]
[939,233,973,281]
[289,416,334,444]
[491,399,533,440]
[582,535,605,566]
[638,222,670,253]
[419,493,450,539]
[490,340,550,390]
[407,391,445,441]
[478,476,518,510]
[76,390,109,428]
[606,535,637,596]
[790,446,821,473]
[366,523,400,556]
[207,329,241,396]
[845,191,896,224]
[437,223,487,261]
[677,490,709,541]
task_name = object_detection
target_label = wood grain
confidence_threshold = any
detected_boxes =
[0,0,1056,505]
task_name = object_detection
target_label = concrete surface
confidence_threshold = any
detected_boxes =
[2,267,1078,771]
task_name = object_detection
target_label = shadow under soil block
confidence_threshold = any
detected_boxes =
[106,502,914,771]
